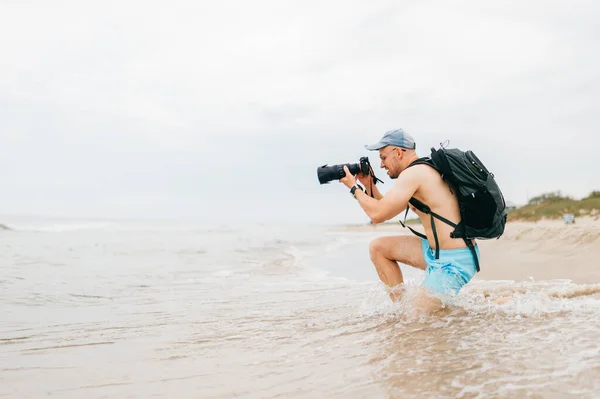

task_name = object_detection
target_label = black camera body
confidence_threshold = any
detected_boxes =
[317,156,372,185]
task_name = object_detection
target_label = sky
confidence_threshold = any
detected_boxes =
[1,0,599,225]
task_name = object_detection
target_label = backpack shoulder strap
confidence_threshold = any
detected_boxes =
[406,156,437,171]
[399,153,459,261]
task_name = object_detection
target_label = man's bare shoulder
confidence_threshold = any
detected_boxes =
[387,163,438,196]
[393,163,443,196]
[399,163,439,181]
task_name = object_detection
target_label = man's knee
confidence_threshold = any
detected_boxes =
[369,237,388,259]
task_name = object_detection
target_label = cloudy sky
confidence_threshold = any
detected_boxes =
[1,0,598,224]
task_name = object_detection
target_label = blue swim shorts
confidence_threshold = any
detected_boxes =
[421,238,479,297]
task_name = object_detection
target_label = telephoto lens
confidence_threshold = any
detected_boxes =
[316,162,361,184]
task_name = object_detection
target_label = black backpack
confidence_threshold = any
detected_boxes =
[400,145,508,272]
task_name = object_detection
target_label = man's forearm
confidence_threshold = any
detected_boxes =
[353,189,384,223]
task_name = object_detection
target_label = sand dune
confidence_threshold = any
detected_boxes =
[477,217,600,284]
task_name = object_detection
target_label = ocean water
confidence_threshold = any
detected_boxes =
[1,218,600,398]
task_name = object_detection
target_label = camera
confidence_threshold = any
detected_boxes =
[317,156,372,185]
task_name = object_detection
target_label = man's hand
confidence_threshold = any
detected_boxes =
[339,165,357,189]
[356,168,374,187]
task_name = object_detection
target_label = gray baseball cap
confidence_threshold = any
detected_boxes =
[365,128,416,151]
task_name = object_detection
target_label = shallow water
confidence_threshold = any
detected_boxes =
[1,218,599,398]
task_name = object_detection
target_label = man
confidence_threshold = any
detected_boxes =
[339,129,480,313]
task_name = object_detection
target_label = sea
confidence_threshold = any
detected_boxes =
[1,217,599,399]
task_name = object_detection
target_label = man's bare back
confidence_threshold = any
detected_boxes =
[407,164,474,250]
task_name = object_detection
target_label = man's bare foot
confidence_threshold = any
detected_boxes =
[388,285,406,302]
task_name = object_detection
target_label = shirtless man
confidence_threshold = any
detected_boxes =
[339,129,480,313]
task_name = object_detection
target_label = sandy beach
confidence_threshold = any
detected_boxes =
[477,217,600,285]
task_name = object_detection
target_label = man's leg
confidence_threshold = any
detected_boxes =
[412,287,444,314]
[369,236,426,302]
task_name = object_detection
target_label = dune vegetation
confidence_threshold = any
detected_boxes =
[508,191,600,222]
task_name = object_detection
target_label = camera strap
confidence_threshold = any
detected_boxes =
[364,159,383,198]
[365,159,384,186]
